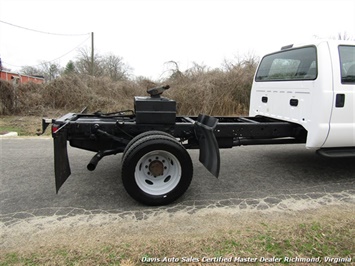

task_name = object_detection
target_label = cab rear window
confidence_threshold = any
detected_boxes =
[255,46,317,82]
[339,45,355,84]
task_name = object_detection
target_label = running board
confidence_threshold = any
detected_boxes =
[317,147,355,158]
[194,114,220,178]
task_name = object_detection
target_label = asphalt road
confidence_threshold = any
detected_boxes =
[1,138,354,222]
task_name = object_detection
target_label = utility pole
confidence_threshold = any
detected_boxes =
[91,32,94,76]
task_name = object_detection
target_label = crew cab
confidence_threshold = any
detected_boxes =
[250,40,355,155]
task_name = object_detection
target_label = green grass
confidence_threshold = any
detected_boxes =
[0,116,50,136]
[0,124,27,136]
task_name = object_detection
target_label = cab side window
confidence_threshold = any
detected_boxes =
[339,46,355,84]
[256,46,317,82]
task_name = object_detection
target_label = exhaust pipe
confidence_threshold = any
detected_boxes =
[87,147,125,171]
[87,152,103,171]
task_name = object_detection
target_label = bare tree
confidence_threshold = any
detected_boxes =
[186,62,209,76]
[75,47,131,80]
[20,62,60,81]
[164,60,184,80]
[75,47,103,76]
[20,66,42,76]
[222,54,259,72]
[314,32,354,41]
[102,53,131,81]
[39,61,61,81]
[337,32,353,40]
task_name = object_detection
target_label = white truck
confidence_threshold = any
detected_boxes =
[250,40,355,156]
[42,39,355,205]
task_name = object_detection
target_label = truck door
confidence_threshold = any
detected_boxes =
[324,45,355,147]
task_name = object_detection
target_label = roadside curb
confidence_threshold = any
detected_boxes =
[0,132,18,138]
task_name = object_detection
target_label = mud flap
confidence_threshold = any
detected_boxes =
[53,128,71,193]
[194,114,220,178]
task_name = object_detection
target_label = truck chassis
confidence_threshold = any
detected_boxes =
[43,85,307,205]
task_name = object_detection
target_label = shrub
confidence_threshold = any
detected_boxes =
[0,80,15,115]
[165,57,257,115]
[0,56,258,116]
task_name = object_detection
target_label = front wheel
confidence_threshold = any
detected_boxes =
[121,134,193,205]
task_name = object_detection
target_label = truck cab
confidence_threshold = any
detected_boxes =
[249,40,355,149]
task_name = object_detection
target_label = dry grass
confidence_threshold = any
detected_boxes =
[0,205,353,265]
[0,58,256,117]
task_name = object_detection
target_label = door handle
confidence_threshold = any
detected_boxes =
[290,99,298,107]
[335,94,345,108]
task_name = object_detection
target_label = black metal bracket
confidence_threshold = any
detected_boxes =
[147,85,170,98]
[37,118,53,136]
[94,126,130,145]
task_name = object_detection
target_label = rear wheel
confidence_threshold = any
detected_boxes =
[122,131,175,162]
[121,134,193,205]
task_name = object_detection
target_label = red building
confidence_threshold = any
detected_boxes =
[0,70,45,84]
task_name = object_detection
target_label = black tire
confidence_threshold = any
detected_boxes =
[121,134,193,206]
[121,131,175,162]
